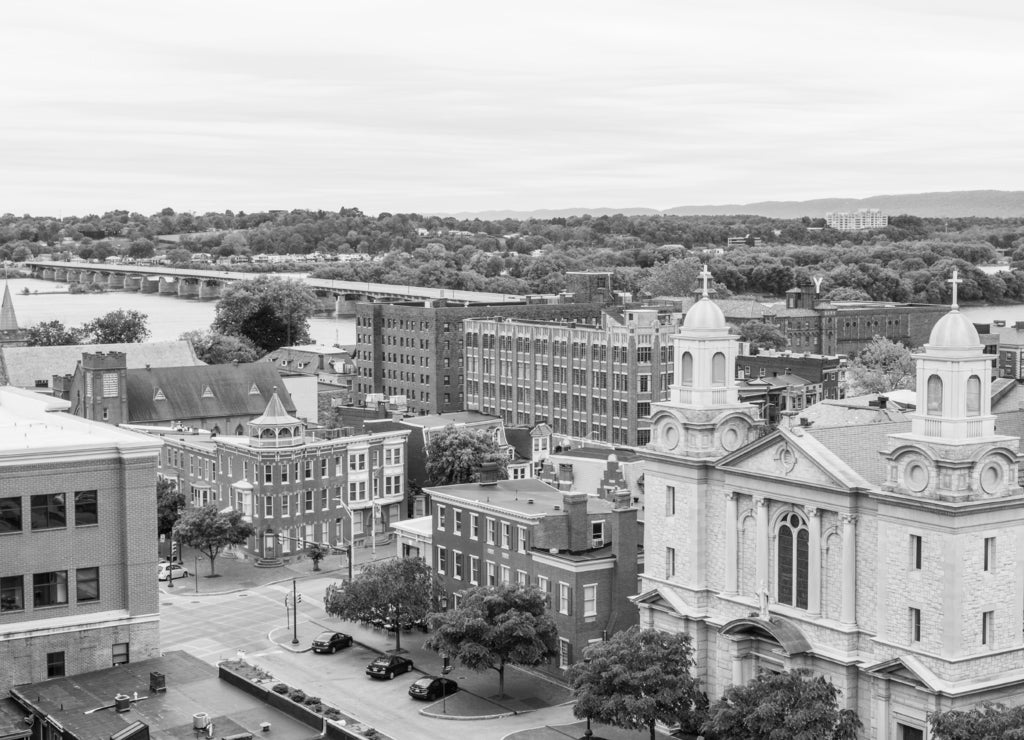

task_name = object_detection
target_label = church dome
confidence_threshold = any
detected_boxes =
[928,310,980,348]
[683,296,727,331]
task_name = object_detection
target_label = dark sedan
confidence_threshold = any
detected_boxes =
[365,654,414,680]
[408,676,458,701]
[311,631,353,654]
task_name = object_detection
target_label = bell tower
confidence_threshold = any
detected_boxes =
[648,266,762,459]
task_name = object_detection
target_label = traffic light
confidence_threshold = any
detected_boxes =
[171,541,178,561]
[296,594,302,604]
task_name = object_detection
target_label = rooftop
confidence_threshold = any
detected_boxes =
[0,340,201,388]
[400,411,500,429]
[548,446,643,463]
[426,479,615,516]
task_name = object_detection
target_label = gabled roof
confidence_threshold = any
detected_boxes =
[0,283,19,332]
[124,362,295,424]
[807,421,909,487]
[0,340,201,388]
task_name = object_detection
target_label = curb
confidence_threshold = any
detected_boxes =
[160,566,346,598]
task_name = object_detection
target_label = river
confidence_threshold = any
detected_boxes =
[4,277,356,346]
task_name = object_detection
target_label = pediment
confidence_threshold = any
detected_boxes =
[718,429,869,491]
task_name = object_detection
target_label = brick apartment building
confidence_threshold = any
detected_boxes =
[464,306,682,447]
[737,350,847,399]
[354,299,602,416]
[148,392,410,563]
[424,477,641,678]
[0,387,162,695]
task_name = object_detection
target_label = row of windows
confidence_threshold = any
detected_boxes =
[0,491,98,533]
[467,334,671,364]
[436,506,531,550]
[0,568,100,612]
[41,643,130,679]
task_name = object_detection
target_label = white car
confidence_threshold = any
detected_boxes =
[157,562,190,581]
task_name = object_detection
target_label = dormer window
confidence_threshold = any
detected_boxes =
[154,388,166,401]
[249,383,260,395]
[201,386,214,398]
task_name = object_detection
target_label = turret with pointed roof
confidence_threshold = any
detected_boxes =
[248,387,304,447]
[0,283,27,347]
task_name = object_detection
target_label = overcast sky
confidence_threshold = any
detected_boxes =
[3,1,1022,218]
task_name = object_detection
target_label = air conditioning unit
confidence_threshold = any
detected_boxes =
[592,538,605,548]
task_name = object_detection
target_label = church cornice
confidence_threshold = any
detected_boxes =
[869,488,1024,517]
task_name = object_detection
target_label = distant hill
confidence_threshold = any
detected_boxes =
[441,190,1024,220]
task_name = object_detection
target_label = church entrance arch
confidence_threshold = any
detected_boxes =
[720,616,812,686]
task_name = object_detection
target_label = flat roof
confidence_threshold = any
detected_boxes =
[426,479,615,516]
[400,411,499,428]
[11,651,314,740]
[0,387,161,456]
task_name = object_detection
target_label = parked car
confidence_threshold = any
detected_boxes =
[408,676,458,701]
[312,631,353,654]
[157,562,190,581]
[365,654,414,680]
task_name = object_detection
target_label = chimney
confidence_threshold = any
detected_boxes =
[477,461,501,485]
[611,490,632,510]
[562,492,589,552]
[877,395,888,409]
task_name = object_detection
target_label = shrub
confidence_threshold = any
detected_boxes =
[272,683,289,694]
[324,708,341,720]
[303,695,321,706]
[310,704,323,714]
[289,690,306,703]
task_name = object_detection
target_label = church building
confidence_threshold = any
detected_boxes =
[635,268,1024,740]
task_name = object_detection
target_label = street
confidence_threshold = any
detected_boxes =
[158,575,582,740]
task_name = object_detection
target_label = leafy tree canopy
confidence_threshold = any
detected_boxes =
[81,309,151,344]
[323,557,436,652]
[25,319,83,346]
[703,668,861,740]
[180,329,260,364]
[930,702,1024,740]
[212,275,319,352]
[425,584,559,697]
[739,320,788,351]
[156,478,186,537]
[172,504,254,576]
[566,626,706,740]
[845,335,917,395]
[424,424,509,486]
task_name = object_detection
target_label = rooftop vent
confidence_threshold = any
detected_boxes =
[527,498,535,505]
[553,504,561,511]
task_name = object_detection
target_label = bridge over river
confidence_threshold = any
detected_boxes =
[25,261,528,314]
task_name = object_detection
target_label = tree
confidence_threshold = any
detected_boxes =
[156,478,186,537]
[166,247,192,265]
[323,557,436,652]
[127,238,156,260]
[822,286,872,302]
[212,275,319,352]
[845,335,916,395]
[424,424,509,486]
[639,255,703,297]
[307,543,329,572]
[172,504,255,576]
[425,584,558,697]
[180,329,260,364]
[739,320,788,351]
[566,626,705,740]
[703,669,861,740]
[81,309,151,344]
[25,319,83,346]
[930,703,1024,740]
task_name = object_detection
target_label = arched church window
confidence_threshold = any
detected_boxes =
[966,375,981,417]
[777,512,809,609]
[680,352,693,386]
[235,424,244,436]
[926,375,943,416]
[712,352,726,386]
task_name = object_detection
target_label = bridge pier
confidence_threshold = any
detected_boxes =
[335,296,357,317]
[141,277,159,293]
[123,276,142,291]
[42,269,54,280]
[177,279,199,298]
[198,280,221,300]
[158,277,177,294]
[108,274,125,289]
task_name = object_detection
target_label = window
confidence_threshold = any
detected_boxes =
[500,565,511,584]
[453,509,463,535]
[680,352,693,386]
[665,486,676,516]
[349,451,367,472]
[31,494,66,530]
[453,551,464,580]
[470,513,479,540]
[910,535,922,570]
[76,567,99,602]
[281,494,290,516]
[926,375,943,415]
[304,460,313,480]
[320,459,328,477]
[33,571,68,607]
[437,505,447,530]
[47,651,66,678]
[666,547,676,577]
[537,575,549,594]
[909,607,921,643]
[776,513,809,609]
[264,464,273,483]
[897,726,924,740]
[0,497,22,533]
[966,375,981,416]
[112,643,129,666]
[304,490,314,513]
[558,582,571,614]
[592,521,605,547]
[469,555,480,584]
[281,463,289,483]
[516,569,528,586]
[712,352,726,386]
[436,546,447,574]
[583,584,597,617]
[1,575,24,612]
[486,561,496,586]
[501,522,511,549]
[348,480,367,501]
[984,537,996,572]
[263,496,273,517]
[558,639,572,669]
[982,610,995,646]
[487,518,497,545]
[385,447,402,465]
[517,526,527,552]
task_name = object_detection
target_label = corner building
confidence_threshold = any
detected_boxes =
[0,388,162,695]
[637,274,1024,739]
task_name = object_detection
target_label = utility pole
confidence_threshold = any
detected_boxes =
[291,579,300,645]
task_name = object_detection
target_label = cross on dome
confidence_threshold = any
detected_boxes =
[947,268,962,310]
[698,263,713,298]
